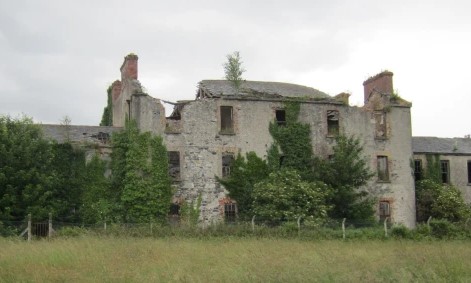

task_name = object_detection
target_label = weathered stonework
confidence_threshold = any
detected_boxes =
[110,56,417,228]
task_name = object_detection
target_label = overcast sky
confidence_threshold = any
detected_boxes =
[1,0,470,137]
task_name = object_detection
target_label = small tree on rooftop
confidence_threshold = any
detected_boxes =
[223,51,245,91]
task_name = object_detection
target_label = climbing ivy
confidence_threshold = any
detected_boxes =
[425,154,441,183]
[100,85,113,126]
[268,102,313,178]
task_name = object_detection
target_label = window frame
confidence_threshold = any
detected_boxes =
[379,201,391,222]
[468,160,471,185]
[440,160,450,184]
[224,202,237,223]
[377,155,390,182]
[220,106,234,134]
[414,159,422,181]
[275,109,286,126]
[222,154,234,177]
[327,110,340,136]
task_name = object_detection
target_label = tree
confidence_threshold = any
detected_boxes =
[217,152,270,218]
[416,179,470,222]
[252,170,331,222]
[313,135,375,221]
[111,120,172,222]
[100,85,113,126]
[223,51,245,90]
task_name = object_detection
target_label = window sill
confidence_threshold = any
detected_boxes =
[219,131,235,136]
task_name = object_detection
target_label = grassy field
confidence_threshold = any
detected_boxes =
[0,236,470,282]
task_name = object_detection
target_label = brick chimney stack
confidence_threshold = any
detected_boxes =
[111,80,122,101]
[120,53,138,81]
[363,71,393,103]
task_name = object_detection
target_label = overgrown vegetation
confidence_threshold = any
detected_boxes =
[223,51,245,91]
[100,85,113,126]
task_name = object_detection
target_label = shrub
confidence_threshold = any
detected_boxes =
[390,225,411,238]
[56,226,89,238]
[429,219,460,239]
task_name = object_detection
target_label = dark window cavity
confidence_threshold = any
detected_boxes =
[327,110,339,136]
[168,151,180,180]
[379,201,391,221]
[222,154,234,177]
[377,156,389,182]
[224,202,237,223]
[276,109,286,126]
[440,160,450,184]
[414,159,422,181]
[468,161,471,184]
[220,106,234,133]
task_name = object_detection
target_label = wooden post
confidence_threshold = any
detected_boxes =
[104,218,107,231]
[27,214,32,242]
[48,213,52,239]
[202,208,206,231]
[384,217,389,237]
[342,218,346,240]
[297,217,301,237]
[150,216,153,235]
[251,216,256,233]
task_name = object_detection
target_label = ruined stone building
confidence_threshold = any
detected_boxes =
[104,54,417,227]
[412,137,471,202]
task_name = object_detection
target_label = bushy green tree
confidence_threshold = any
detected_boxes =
[252,170,331,222]
[217,152,270,218]
[100,85,113,126]
[416,179,470,222]
[313,135,375,221]
[112,120,172,222]
[223,51,245,90]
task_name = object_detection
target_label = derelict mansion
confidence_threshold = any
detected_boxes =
[42,54,471,228]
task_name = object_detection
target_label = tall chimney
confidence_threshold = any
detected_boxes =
[120,53,138,81]
[363,71,393,103]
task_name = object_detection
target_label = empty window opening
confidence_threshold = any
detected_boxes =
[379,201,391,222]
[374,112,386,138]
[279,155,286,168]
[224,202,237,223]
[414,159,423,181]
[440,160,450,184]
[276,109,286,126]
[327,110,339,136]
[169,203,180,216]
[168,151,180,180]
[377,156,389,182]
[468,161,471,184]
[220,106,234,133]
[222,154,234,177]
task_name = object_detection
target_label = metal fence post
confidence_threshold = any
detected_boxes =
[48,213,52,239]
[342,218,346,240]
[27,214,32,242]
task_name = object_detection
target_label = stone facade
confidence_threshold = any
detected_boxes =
[413,137,471,202]
[110,55,417,227]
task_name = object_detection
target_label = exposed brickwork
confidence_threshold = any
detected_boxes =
[363,71,393,103]
[111,80,122,101]
[120,54,138,81]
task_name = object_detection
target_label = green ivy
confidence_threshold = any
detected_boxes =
[100,85,113,126]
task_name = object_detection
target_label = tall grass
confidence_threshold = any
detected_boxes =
[1,236,470,282]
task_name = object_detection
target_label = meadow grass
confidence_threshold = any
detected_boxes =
[0,236,470,282]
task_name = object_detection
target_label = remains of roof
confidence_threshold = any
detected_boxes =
[412,137,471,155]
[197,80,332,101]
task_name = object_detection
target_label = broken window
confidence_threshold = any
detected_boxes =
[224,202,237,223]
[222,154,234,177]
[379,201,391,222]
[377,156,389,182]
[440,160,450,184]
[327,110,339,136]
[220,106,234,133]
[374,112,387,139]
[468,161,471,184]
[275,109,286,126]
[168,151,180,180]
[414,159,423,181]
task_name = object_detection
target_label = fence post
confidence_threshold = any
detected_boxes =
[150,216,153,235]
[384,217,389,237]
[202,208,206,231]
[27,213,32,242]
[251,216,255,233]
[427,216,432,230]
[342,218,346,240]
[297,217,301,237]
[48,212,52,239]
[104,217,107,231]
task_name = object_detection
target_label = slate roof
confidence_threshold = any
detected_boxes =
[198,80,332,100]
[412,137,471,155]
[41,124,122,145]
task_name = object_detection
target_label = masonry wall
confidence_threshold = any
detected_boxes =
[156,98,416,227]
[414,153,471,203]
